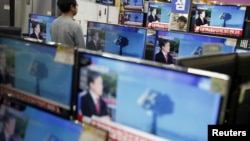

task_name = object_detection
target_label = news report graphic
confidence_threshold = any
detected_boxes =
[96,0,115,6]
[155,30,236,59]
[193,4,246,38]
[29,14,56,42]
[123,11,144,27]
[0,104,29,141]
[208,125,250,140]
[87,22,146,59]
[78,65,118,121]
[121,0,144,11]
[146,0,190,30]
[0,36,74,115]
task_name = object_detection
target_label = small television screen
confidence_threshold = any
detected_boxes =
[147,2,172,30]
[0,99,83,141]
[96,0,115,6]
[28,14,57,42]
[86,21,147,59]
[0,34,74,116]
[0,26,22,37]
[76,50,230,141]
[121,0,143,11]
[192,4,246,38]
[153,30,237,64]
[123,11,145,27]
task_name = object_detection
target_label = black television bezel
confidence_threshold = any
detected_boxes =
[192,4,247,39]
[86,21,148,59]
[123,11,146,27]
[73,47,230,125]
[0,33,77,119]
[0,26,22,37]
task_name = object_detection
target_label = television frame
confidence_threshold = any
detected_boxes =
[0,26,22,37]
[123,11,146,27]
[0,33,77,119]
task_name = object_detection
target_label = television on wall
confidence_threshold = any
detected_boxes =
[28,14,56,42]
[0,34,75,117]
[192,4,246,38]
[75,49,230,141]
[121,0,144,11]
[86,21,147,59]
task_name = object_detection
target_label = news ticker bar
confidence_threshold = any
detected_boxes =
[208,125,250,140]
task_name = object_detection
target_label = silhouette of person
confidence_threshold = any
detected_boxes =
[30,22,43,39]
[155,40,173,64]
[148,8,159,23]
[87,30,103,51]
[195,10,208,26]
[0,114,16,141]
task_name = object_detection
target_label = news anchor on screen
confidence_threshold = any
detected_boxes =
[148,8,159,23]
[81,71,109,118]
[0,114,16,141]
[155,39,173,65]
[87,30,103,51]
[195,10,208,26]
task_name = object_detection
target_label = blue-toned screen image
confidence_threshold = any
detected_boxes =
[0,37,74,107]
[8,105,82,141]
[123,0,143,10]
[196,5,246,29]
[156,30,236,58]
[87,22,147,59]
[124,12,144,26]
[79,53,223,141]
[29,14,56,42]
[148,2,171,23]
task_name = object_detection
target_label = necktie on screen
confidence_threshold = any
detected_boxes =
[165,54,168,63]
[96,98,100,114]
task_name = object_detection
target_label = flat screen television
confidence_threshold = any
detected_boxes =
[28,14,56,42]
[0,34,75,117]
[0,26,22,37]
[147,2,172,30]
[192,4,246,38]
[86,21,147,59]
[96,0,115,5]
[153,30,237,63]
[123,11,145,27]
[75,49,230,141]
[0,97,85,141]
[121,0,144,11]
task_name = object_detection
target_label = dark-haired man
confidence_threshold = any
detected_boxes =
[50,0,85,48]
[0,115,16,141]
[177,16,187,31]
[155,40,173,65]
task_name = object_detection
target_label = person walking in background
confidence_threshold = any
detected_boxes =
[50,0,85,48]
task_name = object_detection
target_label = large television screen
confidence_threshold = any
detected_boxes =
[28,14,56,42]
[86,21,147,59]
[75,49,230,141]
[123,11,145,27]
[153,30,237,64]
[0,34,75,117]
[0,99,84,141]
[192,4,246,38]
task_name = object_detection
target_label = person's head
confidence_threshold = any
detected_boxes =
[57,0,78,16]
[198,10,205,18]
[88,71,103,97]
[3,114,16,136]
[0,48,6,69]
[159,40,170,53]
[32,22,40,34]
[150,8,156,16]
[177,16,187,30]
[91,30,100,42]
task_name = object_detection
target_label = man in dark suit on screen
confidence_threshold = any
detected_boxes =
[155,39,173,65]
[0,115,16,141]
[81,71,109,118]
[86,30,103,51]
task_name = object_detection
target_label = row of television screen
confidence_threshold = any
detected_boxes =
[27,3,247,44]
[0,33,237,141]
